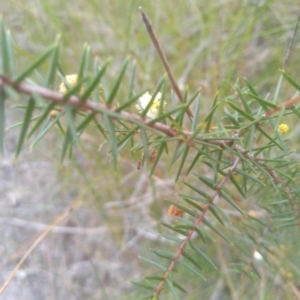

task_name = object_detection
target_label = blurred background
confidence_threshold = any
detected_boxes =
[1,0,300,299]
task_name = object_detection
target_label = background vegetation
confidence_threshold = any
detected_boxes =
[1,0,300,299]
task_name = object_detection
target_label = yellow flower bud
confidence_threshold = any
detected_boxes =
[277,123,289,134]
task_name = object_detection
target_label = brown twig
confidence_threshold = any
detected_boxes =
[153,157,241,298]
[0,75,229,148]
[139,7,194,122]
[263,94,300,118]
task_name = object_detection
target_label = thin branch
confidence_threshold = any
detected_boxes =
[153,157,241,298]
[0,76,230,148]
[263,16,300,117]
[232,92,300,135]
[235,144,300,229]
[139,7,194,122]
[263,94,300,118]
[283,15,300,70]
[265,164,300,227]
[0,201,78,296]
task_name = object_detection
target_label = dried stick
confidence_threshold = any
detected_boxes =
[153,157,241,298]
[139,7,194,122]
[0,201,78,296]
[263,94,300,118]
[0,217,108,235]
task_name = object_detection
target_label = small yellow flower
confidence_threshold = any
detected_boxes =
[59,74,79,94]
[277,123,289,134]
[136,92,166,119]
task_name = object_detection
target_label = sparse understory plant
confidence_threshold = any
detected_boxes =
[1,8,300,300]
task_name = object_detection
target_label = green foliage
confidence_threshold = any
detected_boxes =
[1,2,300,299]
